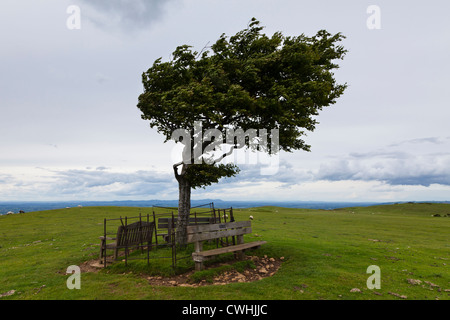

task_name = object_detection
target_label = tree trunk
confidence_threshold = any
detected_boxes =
[174,164,191,246]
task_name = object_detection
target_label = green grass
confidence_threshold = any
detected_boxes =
[0,203,449,300]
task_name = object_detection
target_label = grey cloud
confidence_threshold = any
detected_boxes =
[387,174,450,187]
[0,173,31,188]
[95,73,110,85]
[42,148,450,197]
[0,174,12,184]
[196,159,314,193]
[48,168,176,197]
[314,136,450,187]
[316,153,450,187]
[76,0,176,32]
[348,151,411,160]
[227,160,307,184]
[388,137,448,148]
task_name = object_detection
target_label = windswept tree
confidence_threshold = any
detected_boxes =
[137,18,347,244]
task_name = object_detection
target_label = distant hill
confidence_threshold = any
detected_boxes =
[1,199,449,215]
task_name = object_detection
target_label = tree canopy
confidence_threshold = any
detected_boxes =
[138,18,347,170]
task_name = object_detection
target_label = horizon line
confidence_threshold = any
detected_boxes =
[1,199,448,203]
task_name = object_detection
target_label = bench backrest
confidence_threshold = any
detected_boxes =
[116,221,154,247]
[186,221,252,243]
[158,217,214,229]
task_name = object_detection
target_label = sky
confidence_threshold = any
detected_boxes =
[1,0,450,202]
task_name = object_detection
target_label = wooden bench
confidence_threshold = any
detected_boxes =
[186,220,266,271]
[99,221,155,262]
[157,217,214,242]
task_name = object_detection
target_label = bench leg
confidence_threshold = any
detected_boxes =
[235,235,245,260]
[193,241,204,270]
[195,259,204,271]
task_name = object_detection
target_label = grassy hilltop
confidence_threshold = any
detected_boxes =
[0,203,449,300]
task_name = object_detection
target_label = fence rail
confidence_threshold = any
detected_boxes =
[100,203,235,269]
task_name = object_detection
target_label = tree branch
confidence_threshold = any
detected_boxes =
[205,143,238,164]
[195,41,211,59]
[173,162,183,182]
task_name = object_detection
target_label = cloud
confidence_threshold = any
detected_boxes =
[388,137,450,148]
[315,151,450,187]
[0,167,177,201]
[49,168,175,194]
[348,151,410,160]
[191,143,449,192]
[2,136,450,202]
[216,158,310,184]
[76,0,177,32]
[94,72,110,85]
[0,174,12,184]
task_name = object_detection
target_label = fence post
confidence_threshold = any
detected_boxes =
[171,211,176,268]
[103,218,107,268]
[152,210,158,246]
[224,209,229,247]
[139,213,143,254]
[230,208,236,245]
[124,216,128,267]
[147,213,150,265]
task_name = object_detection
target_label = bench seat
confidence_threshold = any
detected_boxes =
[192,241,267,261]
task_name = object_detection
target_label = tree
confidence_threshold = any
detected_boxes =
[137,18,347,245]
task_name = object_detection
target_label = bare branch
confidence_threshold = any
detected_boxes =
[205,143,238,164]
[196,41,210,59]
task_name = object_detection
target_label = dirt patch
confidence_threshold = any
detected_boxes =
[79,259,105,273]
[146,255,283,287]
[80,255,283,286]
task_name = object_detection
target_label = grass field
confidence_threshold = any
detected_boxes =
[0,203,449,300]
